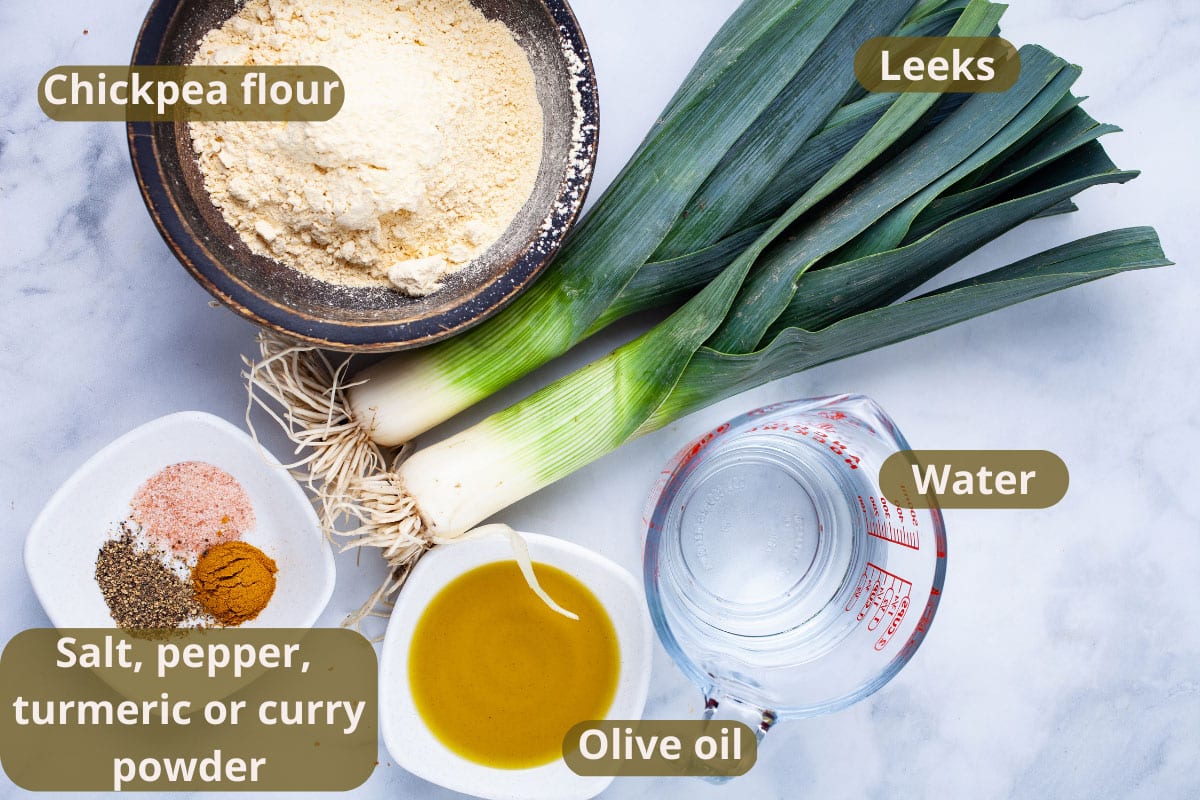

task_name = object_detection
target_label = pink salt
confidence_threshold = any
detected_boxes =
[130,461,255,555]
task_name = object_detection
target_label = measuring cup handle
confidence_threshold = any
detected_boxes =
[696,692,774,784]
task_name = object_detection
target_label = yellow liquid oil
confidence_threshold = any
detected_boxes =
[408,560,620,769]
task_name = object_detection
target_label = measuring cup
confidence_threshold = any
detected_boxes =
[644,395,946,750]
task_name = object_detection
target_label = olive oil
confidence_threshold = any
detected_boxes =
[408,560,620,769]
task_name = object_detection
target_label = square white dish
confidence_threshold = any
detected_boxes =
[24,411,334,629]
[379,531,653,800]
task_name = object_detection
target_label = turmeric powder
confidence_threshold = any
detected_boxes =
[191,541,278,626]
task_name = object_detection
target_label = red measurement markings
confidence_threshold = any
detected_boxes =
[898,586,941,661]
[844,562,913,651]
[866,519,920,550]
[748,419,863,470]
[898,484,920,526]
[676,421,732,468]
[748,401,792,417]
[860,492,919,549]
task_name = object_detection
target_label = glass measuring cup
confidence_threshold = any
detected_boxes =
[644,395,946,748]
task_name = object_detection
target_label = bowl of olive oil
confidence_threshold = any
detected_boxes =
[379,531,652,799]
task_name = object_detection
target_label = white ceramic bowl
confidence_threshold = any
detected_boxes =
[24,411,334,629]
[379,532,653,800]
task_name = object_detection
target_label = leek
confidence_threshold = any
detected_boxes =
[348,0,881,440]
[355,224,1168,543]
[253,0,969,452]
[242,0,1170,581]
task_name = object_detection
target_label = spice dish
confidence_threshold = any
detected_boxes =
[378,532,652,800]
[129,0,598,351]
[25,412,334,629]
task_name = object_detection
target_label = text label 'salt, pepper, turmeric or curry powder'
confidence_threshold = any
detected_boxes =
[190,541,278,626]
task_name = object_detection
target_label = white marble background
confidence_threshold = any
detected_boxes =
[2,0,1197,797]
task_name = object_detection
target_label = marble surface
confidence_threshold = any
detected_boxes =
[2,0,1198,797]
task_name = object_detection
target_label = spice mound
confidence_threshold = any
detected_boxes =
[95,527,204,629]
[191,541,279,626]
[189,0,545,295]
[95,460,276,631]
[131,461,254,554]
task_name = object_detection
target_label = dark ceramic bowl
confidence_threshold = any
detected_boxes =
[129,0,597,351]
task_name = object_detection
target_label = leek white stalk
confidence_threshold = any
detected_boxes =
[347,352,477,447]
[394,419,545,537]
[385,349,636,538]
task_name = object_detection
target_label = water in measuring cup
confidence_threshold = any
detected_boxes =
[658,430,884,655]
[646,396,945,718]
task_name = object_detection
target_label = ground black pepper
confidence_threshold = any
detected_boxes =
[94,525,203,629]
